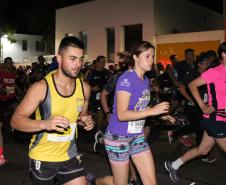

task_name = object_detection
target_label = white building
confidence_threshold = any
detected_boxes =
[1,33,50,64]
[55,0,223,63]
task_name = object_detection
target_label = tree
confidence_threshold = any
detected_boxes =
[3,24,17,43]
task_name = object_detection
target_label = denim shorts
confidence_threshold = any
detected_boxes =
[200,118,226,138]
[104,130,150,163]
[30,156,85,185]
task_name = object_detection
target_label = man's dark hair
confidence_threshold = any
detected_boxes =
[206,50,217,59]
[4,57,13,64]
[185,48,194,54]
[96,55,106,62]
[170,54,177,61]
[58,36,84,54]
[196,52,208,64]
[117,51,131,71]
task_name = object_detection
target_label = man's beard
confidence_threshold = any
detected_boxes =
[61,66,79,79]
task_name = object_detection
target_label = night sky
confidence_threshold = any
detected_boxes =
[0,0,223,35]
[0,0,92,35]
[189,0,223,14]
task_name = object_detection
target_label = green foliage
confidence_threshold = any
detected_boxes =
[3,24,17,43]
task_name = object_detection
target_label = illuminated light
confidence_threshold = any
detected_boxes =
[157,59,171,68]
[2,34,8,38]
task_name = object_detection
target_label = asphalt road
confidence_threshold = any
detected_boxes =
[0,125,226,185]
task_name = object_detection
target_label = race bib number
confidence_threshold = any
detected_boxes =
[6,86,15,94]
[47,123,77,142]
[127,120,145,134]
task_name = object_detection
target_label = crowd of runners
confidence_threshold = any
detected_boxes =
[0,35,225,185]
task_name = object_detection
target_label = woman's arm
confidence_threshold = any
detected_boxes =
[117,91,169,121]
[189,77,214,114]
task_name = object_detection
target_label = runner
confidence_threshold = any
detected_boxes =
[11,36,94,185]
[104,41,172,185]
[164,42,226,183]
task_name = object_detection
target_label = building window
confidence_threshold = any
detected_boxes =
[124,24,142,52]
[79,31,87,54]
[22,40,27,51]
[36,41,45,52]
[106,28,115,63]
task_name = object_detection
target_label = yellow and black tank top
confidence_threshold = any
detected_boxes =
[29,71,85,162]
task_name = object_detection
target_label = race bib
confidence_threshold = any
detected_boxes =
[127,120,145,134]
[47,123,77,142]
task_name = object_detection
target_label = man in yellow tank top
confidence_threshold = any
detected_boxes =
[11,36,94,185]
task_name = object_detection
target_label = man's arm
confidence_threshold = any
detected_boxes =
[78,81,94,130]
[11,80,69,132]
[100,89,110,114]
[80,81,90,115]
[179,84,195,105]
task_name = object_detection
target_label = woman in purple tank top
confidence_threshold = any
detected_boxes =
[104,41,171,185]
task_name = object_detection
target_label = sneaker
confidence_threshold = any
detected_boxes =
[179,137,192,147]
[93,131,104,152]
[164,161,179,182]
[0,155,7,166]
[201,157,217,163]
[87,173,96,185]
[167,131,174,144]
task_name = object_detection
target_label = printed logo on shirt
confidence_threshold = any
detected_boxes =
[120,78,131,87]
[134,89,150,111]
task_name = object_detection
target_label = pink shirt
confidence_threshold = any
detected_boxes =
[201,64,226,122]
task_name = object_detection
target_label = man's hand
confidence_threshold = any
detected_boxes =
[79,114,94,131]
[42,116,70,132]
[160,115,176,124]
[92,85,100,92]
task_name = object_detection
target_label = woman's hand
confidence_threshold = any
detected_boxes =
[200,104,215,114]
[149,102,170,116]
